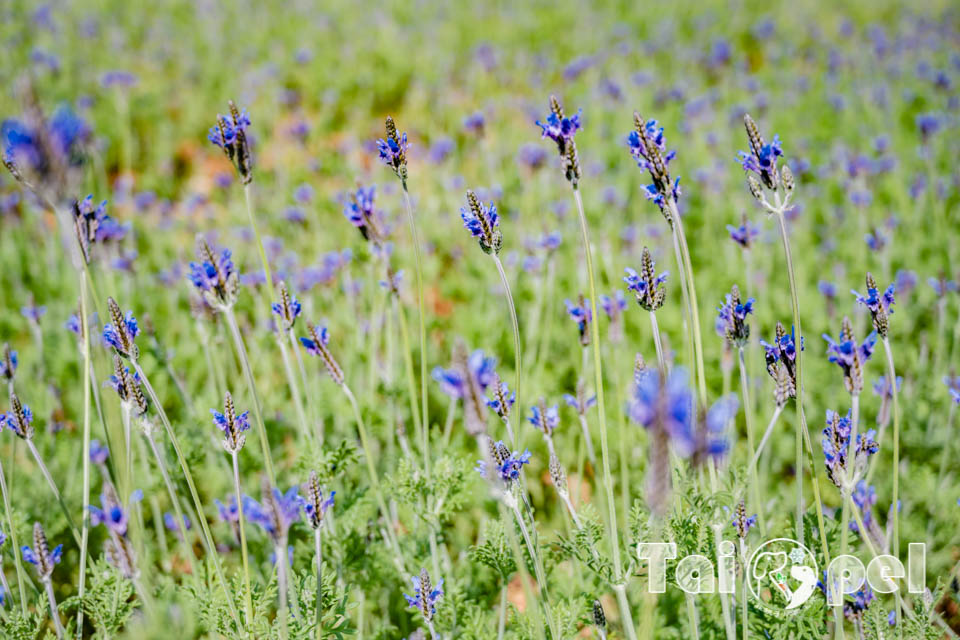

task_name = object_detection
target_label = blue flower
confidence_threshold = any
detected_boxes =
[629,369,696,456]
[737,115,783,190]
[377,117,409,180]
[164,512,191,533]
[208,102,253,183]
[244,484,302,543]
[343,185,380,242]
[536,110,582,146]
[852,276,895,338]
[823,318,877,394]
[90,439,109,465]
[599,291,627,320]
[270,283,302,331]
[102,309,140,357]
[0,347,17,381]
[477,440,532,482]
[404,568,444,622]
[302,472,335,530]
[715,286,754,347]
[628,117,680,212]
[726,218,760,249]
[822,409,879,487]
[211,392,250,453]
[460,191,501,254]
[189,247,235,294]
[215,495,240,524]
[485,381,516,421]
[1,395,33,440]
[89,491,129,537]
[564,297,592,346]
[945,376,960,405]
[563,392,596,415]
[528,404,559,436]
[624,248,668,312]
[432,350,497,398]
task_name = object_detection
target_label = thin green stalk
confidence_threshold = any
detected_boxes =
[738,348,765,534]
[143,430,197,575]
[401,186,429,453]
[314,528,323,640]
[289,329,318,443]
[77,269,93,632]
[881,337,900,555]
[493,254,522,450]
[392,297,425,471]
[232,451,253,626]
[751,405,784,474]
[937,402,957,488]
[224,308,276,485]
[836,394,860,640]
[708,463,737,640]
[277,537,290,640]
[133,361,240,626]
[511,502,558,639]
[685,592,700,640]
[25,440,81,546]
[43,578,65,638]
[612,583,639,640]
[277,334,310,443]
[571,186,622,585]
[0,458,26,615]
[497,583,507,640]
[649,312,667,374]
[243,184,277,303]
[667,199,707,407]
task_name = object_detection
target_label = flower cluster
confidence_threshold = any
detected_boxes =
[852,273,895,338]
[302,470,335,530]
[21,522,62,581]
[738,114,784,192]
[2,392,34,440]
[563,381,596,417]
[434,346,496,435]
[106,354,148,416]
[271,281,302,332]
[343,185,383,244]
[2,104,89,194]
[189,239,239,309]
[536,95,581,184]
[528,401,559,438]
[244,478,301,544]
[564,296,592,346]
[102,297,140,360]
[477,438,532,483]
[823,317,877,395]
[760,322,802,404]
[715,285,754,348]
[624,247,668,312]
[872,375,901,427]
[726,214,760,249]
[404,568,444,623]
[1,344,16,383]
[822,409,879,488]
[300,324,345,385]
[377,116,410,183]
[627,114,681,216]
[485,376,515,425]
[731,500,758,538]
[208,101,253,184]
[460,190,502,254]
[211,391,250,453]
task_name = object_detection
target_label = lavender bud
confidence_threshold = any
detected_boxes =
[103,297,139,360]
[593,599,606,630]
[549,454,568,496]
[747,175,764,202]
[208,101,253,184]
[461,190,502,254]
[1,344,17,384]
[300,324,344,385]
[377,116,409,184]
[212,391,250,453]
[781,164,795,192]
[2,391,34,440]
[302,470,335,530]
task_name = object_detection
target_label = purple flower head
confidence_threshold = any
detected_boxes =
[477,439,532,483]
[945,376,960,405]
[432,350,497,398]
[215,495,240,524]
[299,325,345,385]
[404,568,444,622]
[822,409,879,487]
[460,190,502,255]
[208,101,253,184]
[89,439,109,465]
[760,323,802,403]
[624,248,668,312]
[737,114,784,190]
[485,379,516,422]
[302,470,335,530]
[864,228,888,252]
[164,512,191,533]
[628,116,682,215]
[536,96,582,184]
[629,368,697,457]
[715,285,753,347]
[463,111,485,136]
[89,484,129,537]
[2,393,34,440]
[915,113,941,141]
[726,217,761,249]
[563,388,597,416]
[850,481,879,536]
[244,480,301,543]
[564,296,592,346]
[929,275,958,298]
[100,70,138,89]
[599,290,627,320]
[818,280,837,300]
[872,375,901,399]
[528,403,559,437]
[731,500,758,538]
[102,299,139,359]
[189,240,238,308]
[823,317,877,395]
[852,274,895,338]
[0,346,17,381]
[21,523,63,580]
[211,391,250,453]
[343,185,383,244]
[20,303,46,323]
[377,116,410,182]
[517,143,549,171]
[271,282,302,332]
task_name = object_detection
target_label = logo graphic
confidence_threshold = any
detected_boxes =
[747,538,818,614]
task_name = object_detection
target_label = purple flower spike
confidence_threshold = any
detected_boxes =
[404,568,444,622]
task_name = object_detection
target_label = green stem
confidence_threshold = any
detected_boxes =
[133,361,239,626]
[224,308,276,485]
[881,337,900,555]
[232,451,253,626]
[315,528,324,640]
[77,269,93,632]
[667,199,707,408]
[25,440,81,547]
[143,430,197,576]
[393,297,425,471]
[277,538,290,640]
[277,334,310,443]
[612,583,639,640]
[243,184,277,303]
[571,186,621,584]
[511,502,558,639]
[738,349,765,534]
[401,186,429,457]
[649,312,667,374]
[0,457,27,615]
[937,402,956,488]
[44,578,64,638]
[492,255,522,450]
[497,583,507,640]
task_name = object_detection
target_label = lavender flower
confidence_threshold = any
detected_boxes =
[624,247,668,312]
[563,382,596,416]
[215,495,241,524]
[517,144,548,171]
[343,185,382,243]
[460,190,502,254]
[760,322,802,401]
[485,376,515,424]
[302,470,335,530]
[70,195,109,264]
[536,95,581,184]
[21,522,62,580]
[599,290,627,320]
[731,500,758,538]
[102,297,140,360]
[244,478,301,544]
[726,214,760,249]
[629,369,696,456]
[2,105,89,192]
[208,101,253,184]
[211,391,250,453]
[105,354,147,415]
[89,439,109,465]
[435,343,493,436]
[164,512,191,534]
[463,111,485,136]
[0,345,16,383]
[189,239,239,309]
[404,568,444,622]
[852,273,895,338]
[627,114,680,216]
[271,281,302,332]
[1,392,34,440]
[716,285,754,348]
[823,317,877,395]
[20,302,46,323]
[528,402,559,437]
[477,439,531,482]
[300,324,344,385]
[89,484,129,537]
[737,114,783,191]
[872,375,902,427]
[945,376,960,404]
[565,296,592,346]
[929,274,958,298]
[822,409,879,488]
[377,116,409,183]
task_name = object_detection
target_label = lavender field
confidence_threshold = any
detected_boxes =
[1,1,959,638]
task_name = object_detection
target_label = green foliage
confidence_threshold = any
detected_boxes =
[59,558,139,638]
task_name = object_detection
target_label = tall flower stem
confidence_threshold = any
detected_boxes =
[314,528,323,640]
[649,312,667,374]
[840,394,861,558]
[25,441,81,546]
[773,208,830,561]
[401,186,429,452]
[738,348,765,533]
[232,451,253,625]
[707,463,737,640]
[510,502,558,639]
[143,430,196,574]
[497,583,507,640]
[612,583,639,640]
[43,578,64,638]
[277,335,310,443]
[571,185,622,586]
[881,337,901,555]
[751,406,784,474]
[243,184,277,303]
[0,459,26,615]
[492,254,522,450]
[289,330,318,443]
[133,361,239,626]
[77,269,93,632]
[276,537,290,640]
[224,308,275,485]
[393,298,425,471]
